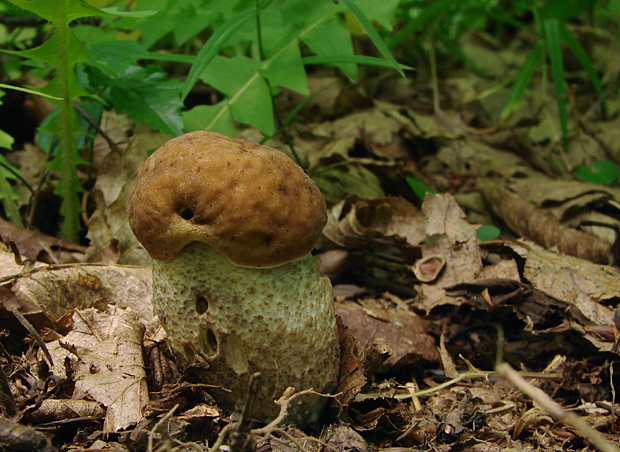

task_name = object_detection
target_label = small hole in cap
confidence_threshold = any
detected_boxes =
[178,207,194,220]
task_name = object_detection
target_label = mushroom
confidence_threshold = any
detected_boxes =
[127,131,340,424]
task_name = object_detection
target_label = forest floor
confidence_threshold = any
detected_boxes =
[0,26,620,452]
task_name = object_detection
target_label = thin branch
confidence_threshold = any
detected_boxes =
[498,363,620,452]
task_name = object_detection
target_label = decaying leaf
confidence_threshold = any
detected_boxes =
[333,316,366,411]
[12,264,153,322]
[414,193,484,312]
[51,306,149,433]
[324,195,425,248]
[478,179,613,264]
[0,217,86,264]
[510,241,617,350]
[336,295,439,368]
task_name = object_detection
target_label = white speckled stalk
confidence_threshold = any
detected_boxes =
[152,242,340,424]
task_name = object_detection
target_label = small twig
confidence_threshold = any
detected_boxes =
[72,100,122,153]
[208,422,236,452]
[393,369,561,400]
[497,363,620,452]
[252,387,322,436]
[8,307,53,368]
[148,403,179,452]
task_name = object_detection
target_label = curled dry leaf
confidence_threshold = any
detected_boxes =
[478,179,613,265]
[323,195,425,248]
[29,398,106,423]
[412,255,446,282]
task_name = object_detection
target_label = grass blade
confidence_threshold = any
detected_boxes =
[543,18,568,145]
[302,54,412,70]
[340,0,404,77]
[500,43,543,121]
[182,9,257,102]
[558,22,608,116]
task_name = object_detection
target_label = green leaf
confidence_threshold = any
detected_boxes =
[86,40,149,74]
[41,104,84,242]
[340,0,404,77]
[302,14,357,78]
[87,65,183,137]
[0,129,14,150]
[4,29,92,66]
[182,8,257,101]
[5,0,100,24]
[476,225,501,242]
[200,55,274,134]
[262,44,308,95]
[574,160,619,185]
[542,18,568,144]
[0,154,24,228]
[183,103,236,137]
[406,176,436,201]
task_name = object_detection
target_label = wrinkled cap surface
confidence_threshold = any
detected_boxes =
[127,131,327,267]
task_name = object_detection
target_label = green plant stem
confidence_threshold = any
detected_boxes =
[56,0,80,242]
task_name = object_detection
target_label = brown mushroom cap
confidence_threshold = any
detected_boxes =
[127,131,327,267]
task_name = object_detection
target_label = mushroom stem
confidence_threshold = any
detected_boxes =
[152,242,340,424]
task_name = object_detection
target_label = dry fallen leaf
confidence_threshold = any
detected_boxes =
[414,193,484,312]
[55,306,149,433]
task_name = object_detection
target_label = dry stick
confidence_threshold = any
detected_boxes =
[71,101,123,153]
[497,363,620,452]
[148,403,179,452]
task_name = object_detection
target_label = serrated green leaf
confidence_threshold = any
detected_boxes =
[41,105,83,242]
[86,40,149,74]
[5,0,108,25]
[87,65,183,136]
[4,30,92,66]
[38,69,90,103]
